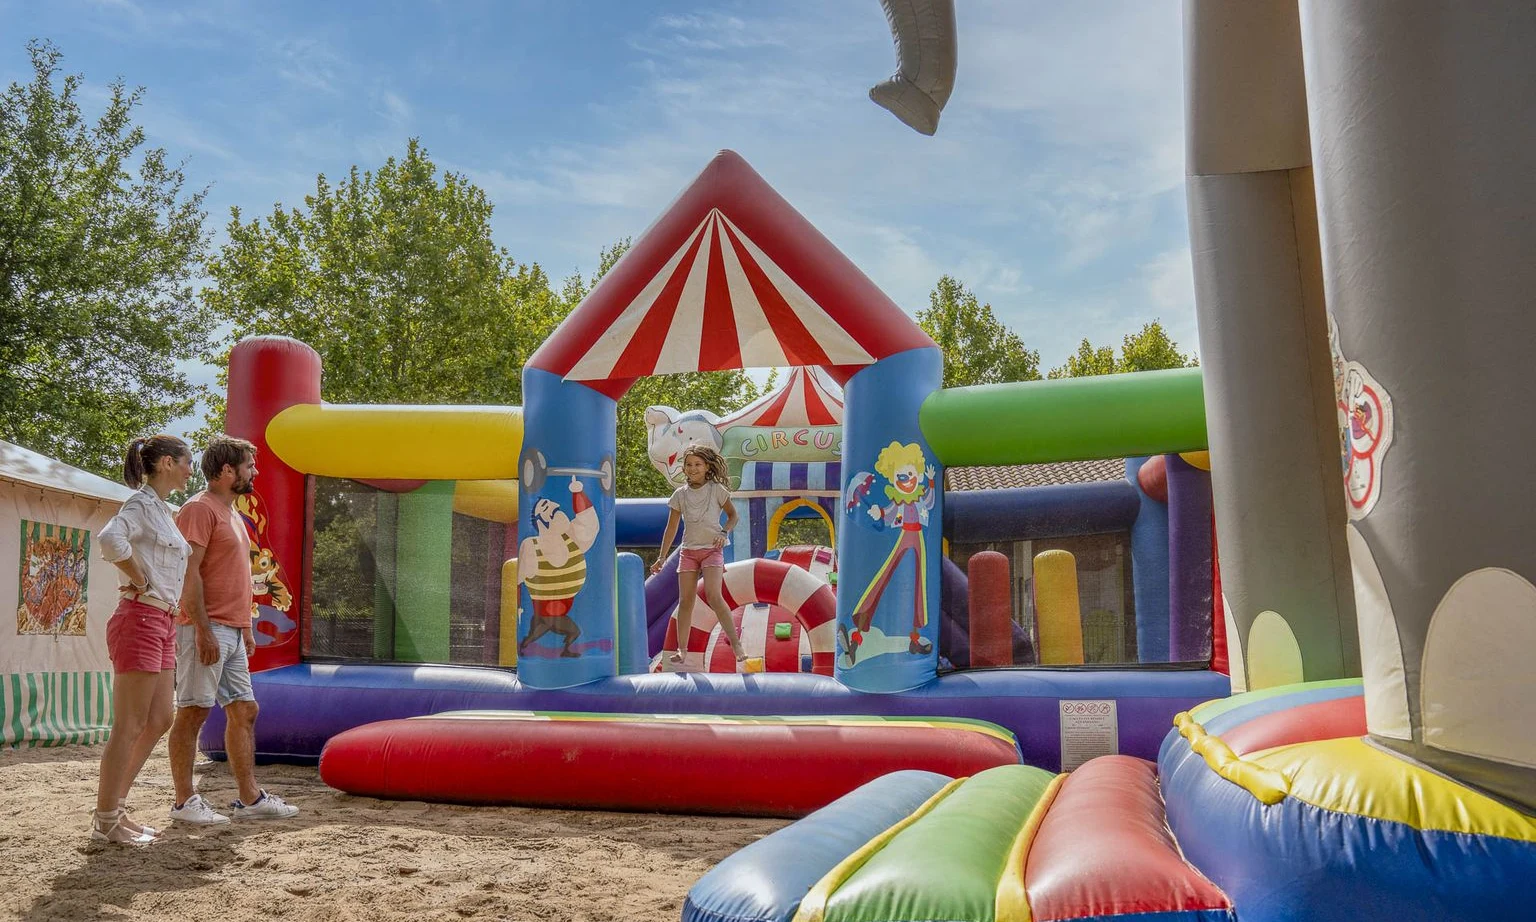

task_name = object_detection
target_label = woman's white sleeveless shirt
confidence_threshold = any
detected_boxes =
[99,484,193,606]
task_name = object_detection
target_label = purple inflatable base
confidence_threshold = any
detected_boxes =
[201,664,1229,771]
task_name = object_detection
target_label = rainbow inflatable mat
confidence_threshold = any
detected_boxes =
[318,711,1021,817]
[686,759,1231,922]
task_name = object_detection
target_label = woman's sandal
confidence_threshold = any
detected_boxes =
[119,802,158,838]
[90,807,157,845]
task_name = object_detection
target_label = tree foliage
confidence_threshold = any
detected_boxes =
[204,170,764,498]
[1048,320,1197,378]
[1049,340,1118,378]
[0,42,210,476]
[202,138,554,409]
[916,275,1040,388]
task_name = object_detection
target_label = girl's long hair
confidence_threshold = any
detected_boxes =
[682,445,731,487]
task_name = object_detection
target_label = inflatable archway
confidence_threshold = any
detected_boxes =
[516,151,943,693]
[767,498,836,550]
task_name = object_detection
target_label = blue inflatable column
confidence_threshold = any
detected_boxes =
[836,347,944,692]
[614,552,649,676]
[1126,457,1171,663]
[517,368,617,689]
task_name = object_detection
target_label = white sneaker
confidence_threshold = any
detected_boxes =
[169,793,231,825]
[230,790,299,820]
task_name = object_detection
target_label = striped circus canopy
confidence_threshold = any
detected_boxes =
[528,151,934,398]
[718,366,844,430]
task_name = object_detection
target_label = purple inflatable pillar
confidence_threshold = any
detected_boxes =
[1167,454,1215,662]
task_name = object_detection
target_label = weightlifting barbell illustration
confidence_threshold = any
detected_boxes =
[520,448,615,496]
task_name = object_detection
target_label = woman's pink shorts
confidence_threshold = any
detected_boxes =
[678,546,725,572]
[106,599,176,673]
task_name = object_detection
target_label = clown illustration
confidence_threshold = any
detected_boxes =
[1328,313,1394,519]
[517,476,600,658]
[840,441,937,664]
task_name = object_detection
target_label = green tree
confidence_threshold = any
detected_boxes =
[560,238,766,498]
[916,275,1040,388]
[202,138,555,410]
[0,42,210,475]
[1117,320,1198,372]
[1048,340,1118,379]
[1048,320,1197,378]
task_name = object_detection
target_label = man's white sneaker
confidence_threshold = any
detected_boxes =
[169,793,231,825]
[230,790,299,820]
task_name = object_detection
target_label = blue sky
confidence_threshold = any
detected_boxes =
[4,0,1196,429]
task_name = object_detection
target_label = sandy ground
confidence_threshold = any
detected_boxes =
[0,741,786,922]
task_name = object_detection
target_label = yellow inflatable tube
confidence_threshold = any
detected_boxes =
[266,403,523,481]
[452,479,520,524]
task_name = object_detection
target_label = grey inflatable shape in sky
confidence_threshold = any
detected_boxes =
[871,0,957,135]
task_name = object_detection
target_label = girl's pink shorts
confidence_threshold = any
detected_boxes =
[678,546,725,571]
[106,599,176,673]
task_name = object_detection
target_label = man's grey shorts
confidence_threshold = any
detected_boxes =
[175,623,255,708]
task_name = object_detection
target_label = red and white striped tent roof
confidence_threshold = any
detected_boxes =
[717,366,843,430]
[528,151,934,398]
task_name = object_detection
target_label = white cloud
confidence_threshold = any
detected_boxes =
[377,90,412,125]
[275,38,345,95]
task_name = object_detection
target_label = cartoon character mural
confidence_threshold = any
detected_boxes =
[517,476,601,658]
[235,491,297,648]
[1329,314,1394,519]
[839,441,937,665]
[645,406,727,487]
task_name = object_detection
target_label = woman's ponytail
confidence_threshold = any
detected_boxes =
[123,438,148,488]
[122,435,188,489]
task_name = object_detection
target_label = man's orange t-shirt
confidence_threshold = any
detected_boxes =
[176,492,253,629]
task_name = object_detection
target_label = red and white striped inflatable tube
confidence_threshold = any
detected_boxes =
[661,556,838,675]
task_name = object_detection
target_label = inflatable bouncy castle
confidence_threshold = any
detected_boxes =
[204,3,1534,916]
[682,3,1535,921]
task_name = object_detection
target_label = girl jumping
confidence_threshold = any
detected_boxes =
[651,445,747,665]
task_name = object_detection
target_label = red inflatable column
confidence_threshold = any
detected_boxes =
[968,551,1013,668]
[226,336,322,672]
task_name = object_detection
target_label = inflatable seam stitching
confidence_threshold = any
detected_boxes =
[994,772,1065,922]
[1174,712,1290,805]
[790,776,967,922]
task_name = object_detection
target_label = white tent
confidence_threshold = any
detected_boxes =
[0,440,135,746]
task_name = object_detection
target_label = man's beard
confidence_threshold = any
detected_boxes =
[234,478,256,495]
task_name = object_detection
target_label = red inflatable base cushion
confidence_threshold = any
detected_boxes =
[319,711,1021,817]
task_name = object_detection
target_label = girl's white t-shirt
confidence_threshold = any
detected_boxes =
[668,481,731,548]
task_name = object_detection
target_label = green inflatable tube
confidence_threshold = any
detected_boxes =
[394,481,455,663]
[919,367,1207,465]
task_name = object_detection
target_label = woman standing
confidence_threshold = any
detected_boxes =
[92,435,193,844]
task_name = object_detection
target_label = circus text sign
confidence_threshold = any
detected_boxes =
[727,425,842,462]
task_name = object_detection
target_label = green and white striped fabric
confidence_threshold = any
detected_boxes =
[1,671,113,746]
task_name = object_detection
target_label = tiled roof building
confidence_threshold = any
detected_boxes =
[945,458,1126,492]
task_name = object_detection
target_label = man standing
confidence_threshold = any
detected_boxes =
[167,436,299,824]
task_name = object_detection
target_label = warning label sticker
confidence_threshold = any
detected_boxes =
[1059,699,1119,771]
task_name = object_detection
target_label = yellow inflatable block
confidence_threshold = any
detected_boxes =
[266,403,522,480]
[453,479,519,524]
[1034,549,1084,666]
